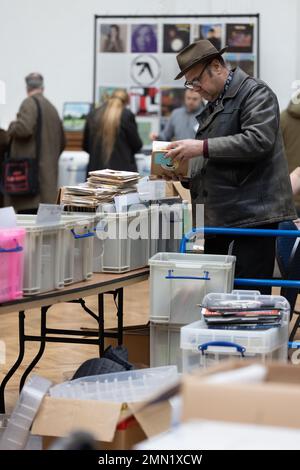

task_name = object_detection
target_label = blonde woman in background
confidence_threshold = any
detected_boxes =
[83,90,142,173]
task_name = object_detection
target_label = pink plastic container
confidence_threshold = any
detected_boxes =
[0,228,26,303]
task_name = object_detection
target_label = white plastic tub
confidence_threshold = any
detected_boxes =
[49,366,178,403]
[180,291,289,372]
[61,214,95,284]
[17,215,65,295]
[148,200,183,257]
[58,151,89,188]
[150,322,182,372]
[0,228,25,303]
[149,253,236,325]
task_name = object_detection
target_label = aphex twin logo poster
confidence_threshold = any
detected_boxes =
[131,54,161,86]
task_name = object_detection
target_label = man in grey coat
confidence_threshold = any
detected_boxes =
[151,89,205,141]
[166,40,296,293]
[4,73,65,213]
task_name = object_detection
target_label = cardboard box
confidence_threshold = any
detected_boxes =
[103,324,150,367]
[182,360,300,429]
[151,153,189,179]
[32,395,171,450]
[164,181,191,204]
[42,416,146,450]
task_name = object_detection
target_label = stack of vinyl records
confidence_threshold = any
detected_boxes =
[60,169,140,210]
[201,299,283,330]
[87,169,140,190]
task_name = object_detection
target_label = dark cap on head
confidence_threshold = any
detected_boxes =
[174,39,227,80]
[25,73,44,91]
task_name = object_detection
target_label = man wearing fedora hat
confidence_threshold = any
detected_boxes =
[165,39,296,293]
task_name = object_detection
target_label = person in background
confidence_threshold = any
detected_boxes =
[281,96,300,214]
[102,24,124,53]
[83,89,143,174]
[4,73,65,213]
[150,89,205,142]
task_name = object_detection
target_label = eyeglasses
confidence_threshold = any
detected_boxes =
[184,63,208,90]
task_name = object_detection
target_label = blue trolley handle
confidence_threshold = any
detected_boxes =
[70,229,95,239]
[0,243,23,253]
[198,341,246,357]
[165,269,210,281]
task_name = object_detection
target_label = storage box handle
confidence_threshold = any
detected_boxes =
[0,241,23,253]
[70,229,95,239]
[198,341,246,357]
[165,269,210,281]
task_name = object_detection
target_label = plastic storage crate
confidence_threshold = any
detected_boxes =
[17,215,65,295]
[0,228,26,303]
[148,199,183,257]
[93,208,149,273]
[58,151,89,188]
[49,366,178,402]
[61,214,95,284]
[150,322,182,372]
[149,253,236,325]
[0,375,51,450]
[180,291,290,372]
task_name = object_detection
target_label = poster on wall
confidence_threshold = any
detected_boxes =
[100,24,127,52]
[131,24,158,53]
[225,53,255,76]
[225,23,254,53]
[94,15,259,149]
[130,87,160,116]
[163,24,190,53]
[198,24,223,49]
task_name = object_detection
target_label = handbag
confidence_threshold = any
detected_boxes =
[2,96,42,196]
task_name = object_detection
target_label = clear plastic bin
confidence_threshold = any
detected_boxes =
[149,204,159,258]
[17,215,65,295]
[148,199,183,257]
[0,228,25,303]
[0,375,51,450]
[49,366,178,403]
[149,253,236,325]
[61,214,95,284]
[93,208,149,273]
[58,151,89,188]
[180,291,289,372]
[150,322,182,372]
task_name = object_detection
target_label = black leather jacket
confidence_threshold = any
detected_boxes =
[189,67,296,227]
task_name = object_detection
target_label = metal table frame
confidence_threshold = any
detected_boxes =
[0,268,149,413]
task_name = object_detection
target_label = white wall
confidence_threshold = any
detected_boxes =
[0,0,298,127]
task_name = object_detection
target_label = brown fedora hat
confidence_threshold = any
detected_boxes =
[174,39,228,80]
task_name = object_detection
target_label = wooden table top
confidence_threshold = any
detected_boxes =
[0,267,150,314]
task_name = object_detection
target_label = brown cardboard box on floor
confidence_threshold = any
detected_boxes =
[32,395,171,450]
[182,360,300,429]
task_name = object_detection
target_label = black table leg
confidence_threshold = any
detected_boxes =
[117,288,124,346]
[19,305,49,392]
[98,293,104,356]
[0,311,26,413]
